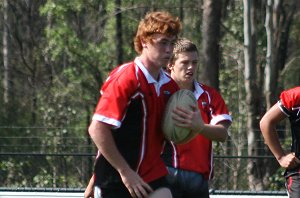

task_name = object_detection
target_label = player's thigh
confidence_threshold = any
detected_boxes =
[149,187,172,198]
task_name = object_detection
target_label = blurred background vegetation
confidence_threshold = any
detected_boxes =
[0,0,299,191]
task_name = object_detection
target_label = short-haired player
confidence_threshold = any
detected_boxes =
[162,38,232,198]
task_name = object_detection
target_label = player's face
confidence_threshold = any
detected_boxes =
[170,51,198,87]
[143,33,176,69]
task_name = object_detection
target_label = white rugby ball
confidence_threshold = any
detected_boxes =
[162,89,198,144]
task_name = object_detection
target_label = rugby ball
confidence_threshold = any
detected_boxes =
[162,89,198,144]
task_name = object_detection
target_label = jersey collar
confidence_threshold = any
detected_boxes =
[134,57,170,85]
[134,57,171,96]
[193,80,204,100]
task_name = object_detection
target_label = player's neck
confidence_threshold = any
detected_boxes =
[138,56,160,81]
[179,82,194,91]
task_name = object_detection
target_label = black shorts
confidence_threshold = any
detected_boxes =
[98,176,169,198]
[286,173,300,198]
[166,166,209,198]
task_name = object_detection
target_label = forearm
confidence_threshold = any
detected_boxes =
[260,104,287,161]
[260,120,285,160]
[84,174,95,198]
[198,123,228,142]
[194,120,230,142]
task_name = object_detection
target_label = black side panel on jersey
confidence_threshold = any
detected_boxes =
[94,98,143,187]
[161,141,174,167]
[279,100,300,159]
[290,110,300,159]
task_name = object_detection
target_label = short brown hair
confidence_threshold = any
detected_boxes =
[164,38,199,73]
[134,11,182,54]
[169,38,198,64]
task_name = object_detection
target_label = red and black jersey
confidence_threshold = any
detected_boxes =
[278,86,300,158]
[162,81,232,180]
[92,58,179,187]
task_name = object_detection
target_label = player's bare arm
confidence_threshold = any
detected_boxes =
[172,105,229,142]
[260,104,300,169]
[89,120,153,198]
[84,174,95,198]
[200,121,229,142]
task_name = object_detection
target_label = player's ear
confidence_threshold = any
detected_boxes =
[167,63,174,71]
[141,39,147,48]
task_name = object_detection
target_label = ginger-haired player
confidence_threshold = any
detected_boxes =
[87,11,181,198]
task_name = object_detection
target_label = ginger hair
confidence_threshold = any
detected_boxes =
[134,11,181,54]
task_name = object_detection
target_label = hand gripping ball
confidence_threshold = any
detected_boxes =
[162,89,198,144]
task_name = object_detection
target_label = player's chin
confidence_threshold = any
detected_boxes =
[183,77,193,84]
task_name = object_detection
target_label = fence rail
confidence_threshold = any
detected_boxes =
[0,153,283,191]
[0,133,287,192]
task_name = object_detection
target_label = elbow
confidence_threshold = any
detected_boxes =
[213,129,228,142]
[88,121,96,138]
[216,121,230,142]
[219,132,228,142]
[259,117,268,133]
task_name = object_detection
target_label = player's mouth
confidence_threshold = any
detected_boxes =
[186,71,193,77]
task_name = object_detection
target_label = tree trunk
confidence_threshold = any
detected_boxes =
[264,0,276,110]
[179,0,184,22]
[263,0,296,188]
[201,0,222,89]
[264,0,296,109]
[3,0,12,104]
[243,0,264,190]
[115,0,123,65]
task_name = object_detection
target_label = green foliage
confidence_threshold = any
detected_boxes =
[281,57,300,89]
[268,168,286,190]
[1,0,300,190]
[280,14,300,89]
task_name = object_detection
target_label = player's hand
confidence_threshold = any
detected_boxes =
[119,167,153,198]
[172,105,205,133]
[278,153,300,169]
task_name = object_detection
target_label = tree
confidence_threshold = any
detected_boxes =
[201,0,222,89]
[2,0,12,104]
[115,0,123,65]
[264,0,296,109]
[243,0,265,190]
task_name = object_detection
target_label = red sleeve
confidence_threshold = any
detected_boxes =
[280,87,300,110]
[93,63,139,127]
[209,88,232,125]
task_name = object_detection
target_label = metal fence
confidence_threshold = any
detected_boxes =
[211,155,283,191]
[0,132,289,192]
[0,152,285,190]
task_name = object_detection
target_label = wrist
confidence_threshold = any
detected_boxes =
[194,124,205,134]
[117,165,131,175]
[275,153,285,162]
